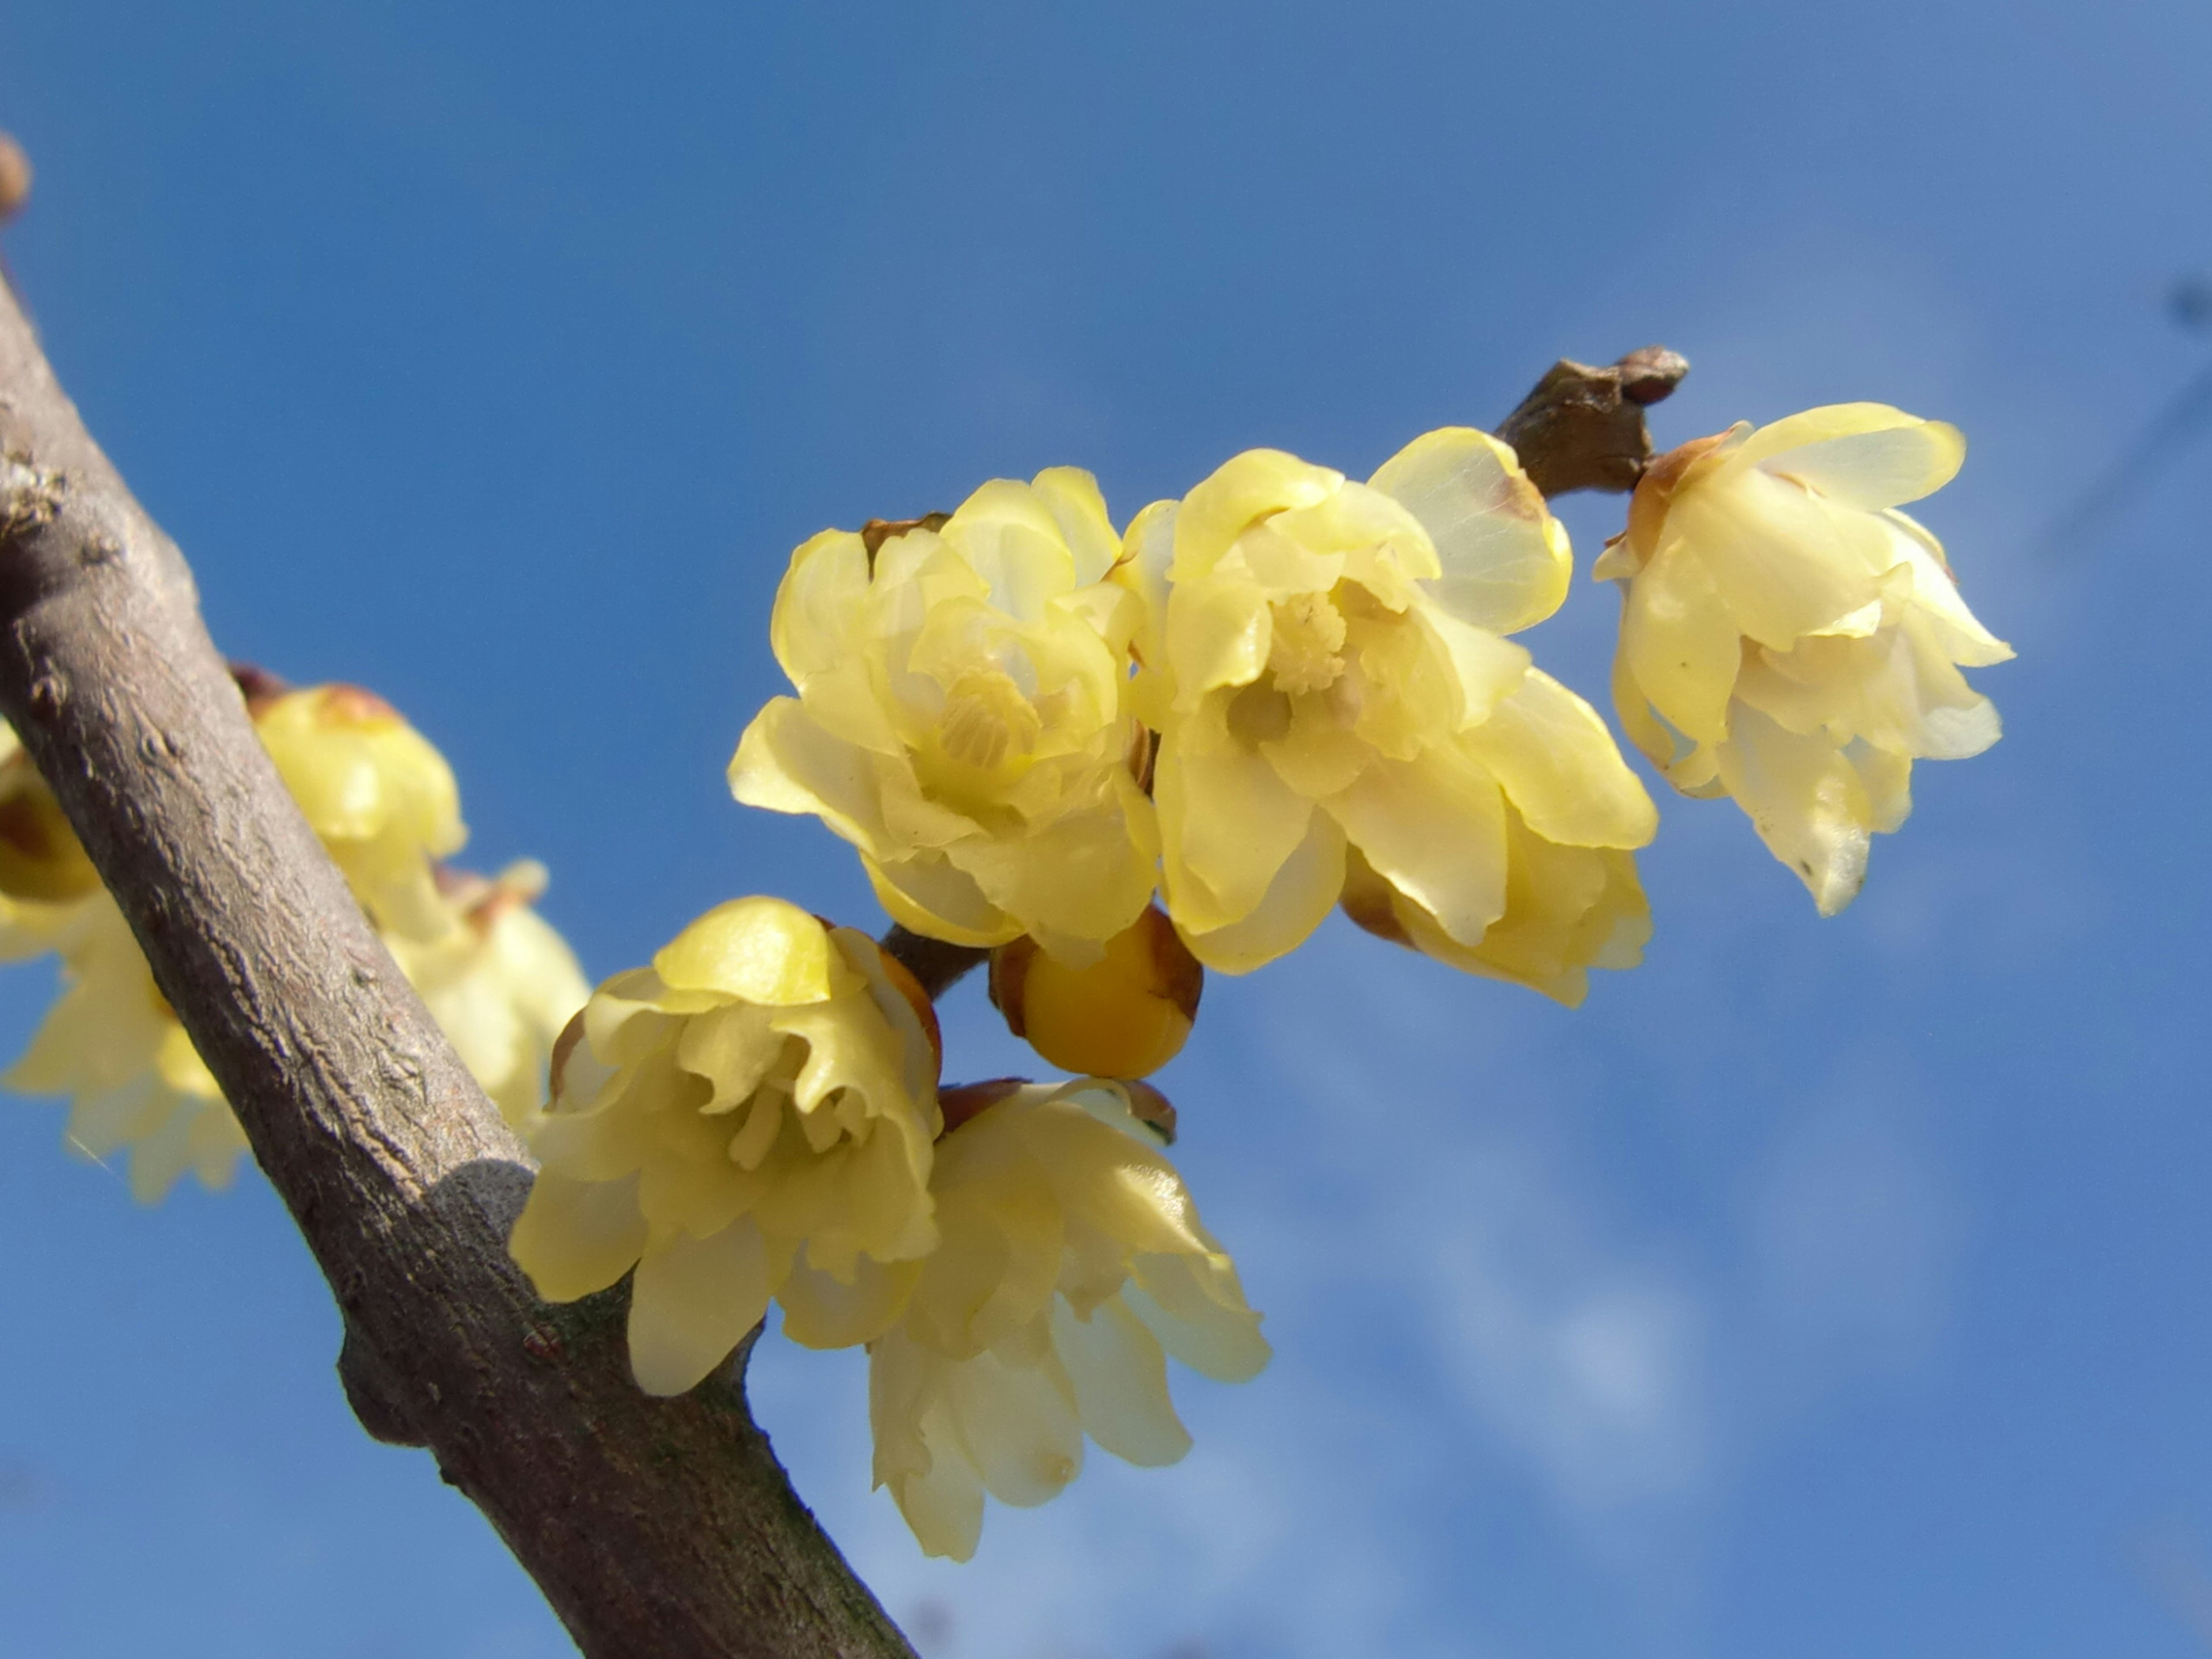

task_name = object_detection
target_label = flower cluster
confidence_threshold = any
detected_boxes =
[3,681,590,1200]
[1596,404,2010,912]
[509,390,2006,1562]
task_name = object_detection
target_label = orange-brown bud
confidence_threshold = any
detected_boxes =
[987,906,1201,1080]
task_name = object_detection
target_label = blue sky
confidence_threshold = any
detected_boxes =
[1,2,2209,1654]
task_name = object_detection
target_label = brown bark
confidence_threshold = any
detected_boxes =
[0,202,913,1657]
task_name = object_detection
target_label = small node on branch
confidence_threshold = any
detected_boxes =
[1497,345,1691,497]
[881,923,987,1001]
[0,135,31,225]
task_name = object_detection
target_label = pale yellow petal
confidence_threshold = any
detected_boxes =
[942,479,1079,623]
[1716,704,1874,916]
[1029,467,1122,587]
[1050,1295,1191,1468]
[1369,426,1571,633]
[510,1171,650,1302]
[1620,541,1741,745]
[1729,404,1964,508]
[865,853,1023,947]
[1124,1255,1271,1383]
[770,529,872,687]
[944,1344,1085,1508]
[1462,668,1657,849]
[653,896,853,1005]
[1171,449,1343,580]
[1324,751,1507,948]
[627,1221,778,1396]
[778,1256,921,1349]
[1668,468,1884,647]
[1173,808,1345,975]
[1155,706,1317,932]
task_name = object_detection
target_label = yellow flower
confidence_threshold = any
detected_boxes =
[0,724,103,960]
[6,896,247,1203]
[1126,429,1656,980]
[870,1078,1267,1562]
[254,684,467,941]
[7,865,590,1202]
[730,472,1156,964]
[382,860,591,1131]
[508,896,943,1396]
[1595,404,2012,914]
[987,906,1201,1078]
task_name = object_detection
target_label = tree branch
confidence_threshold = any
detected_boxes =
[0,157,911,1659]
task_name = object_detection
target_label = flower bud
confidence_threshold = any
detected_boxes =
[988,906,1200,1079]
[0,734,99,907]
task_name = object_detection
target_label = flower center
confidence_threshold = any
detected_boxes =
[1266,593,1347,695]
[938,668,1043,770]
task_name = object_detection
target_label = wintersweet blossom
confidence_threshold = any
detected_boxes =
[870,1078,1268,1561]
[254,684,467,940]
[382,860,590,1130]
[7,896,245,1202]
[509,897,942,1396]
[729,471,1156,964]
[1122,429,1657,978]
[1596,404,2012,914]
[7,868,588,1202]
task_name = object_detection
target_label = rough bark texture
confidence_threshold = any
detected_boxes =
[0,125,1691,1655]
[0,240,913,1657]
[1496,345,1691,497]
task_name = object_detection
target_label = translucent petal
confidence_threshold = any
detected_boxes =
[1115,498,1178,677]
[1880,509,2015,667]
[1030,467,1123,587]
[1729,404,1964,508]
[1461,669,1657,849]
[1411,603,1533,730]
[945,1345,1085,1507]
[627,1221,777,1396]
[1125,1255,1271,1382]
[1051,1295,1192,1468]
[1173,806,1346,975]
[1156,708,1317,931]
[1620,541,1741,745]
[779,1256,921,1349]
[1164,571,1272,702]
[653,896,853,1005]
[509,1171,650,1302]
[1668,468,1884,647]
[1323,751,1507,948]
[729,698,895,857]
[1716,703,1874,916]
[1171,449,1343,580]
[770,529,870,687]
[865,852,1022,947]
[1369,426,1571,633]
[942,479,1079,623]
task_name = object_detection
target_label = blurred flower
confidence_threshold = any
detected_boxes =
[7,895,246,1203]
[1597,404,2011,914]
[3,698,586,1199]
[871,1078,1267,1561]
[0,724,101,960]
[988,906,1200,1078]
[383,859,590,1130]
[1123,429,1656,979]
[730,471,1156,964]
[509,897,942,1396]
[254,684,466,940]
